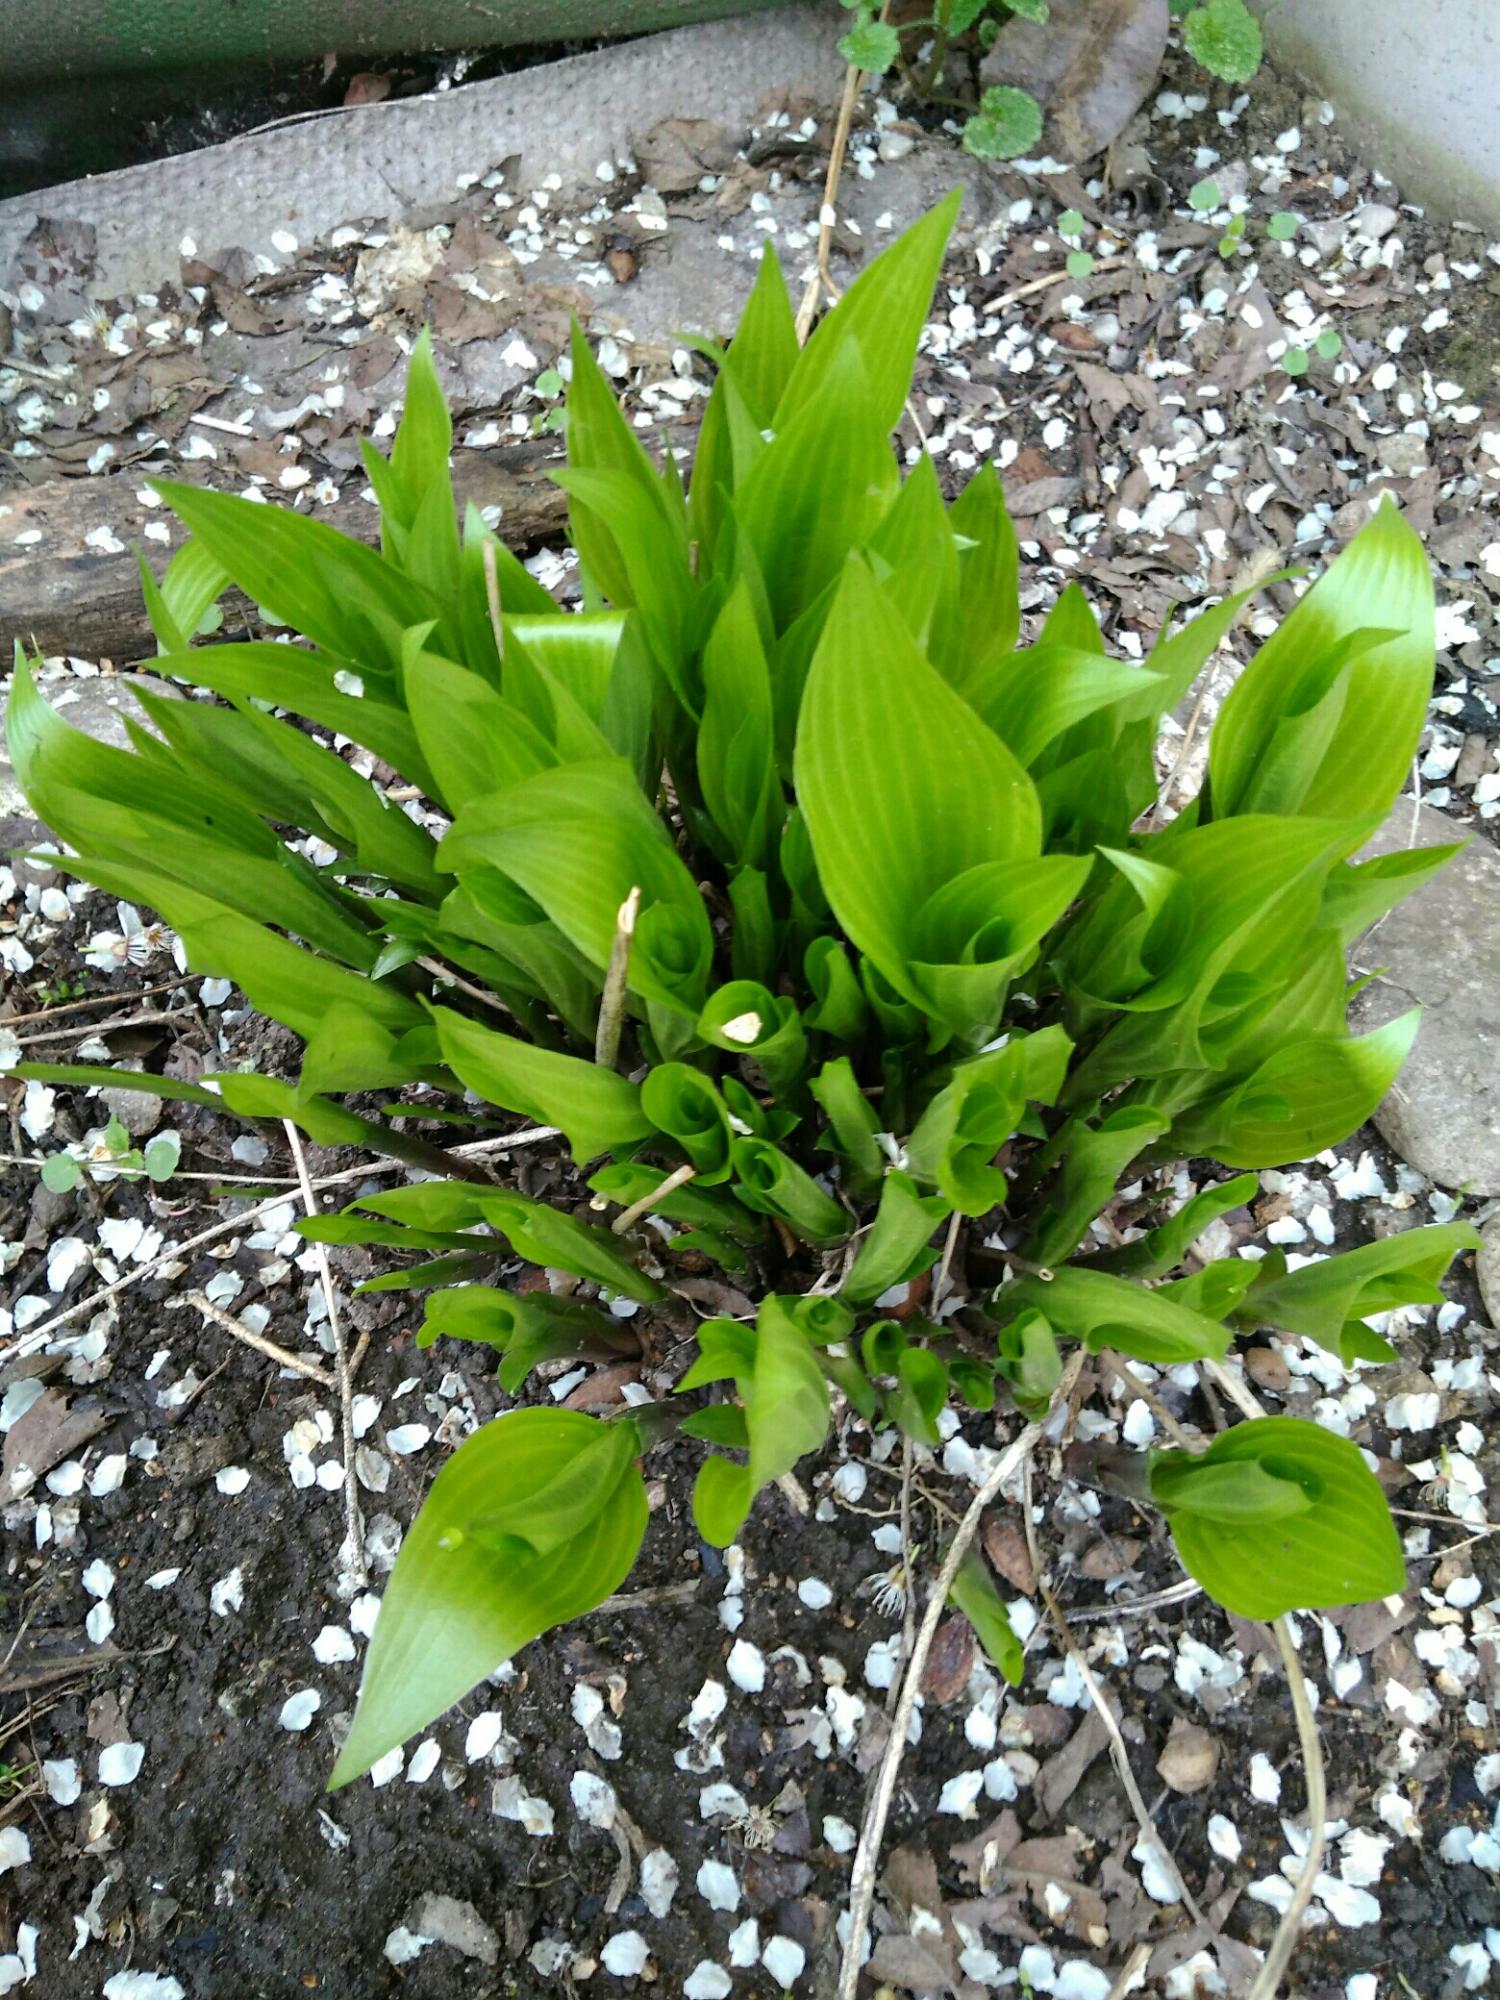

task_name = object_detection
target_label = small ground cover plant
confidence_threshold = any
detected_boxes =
[838,0,1262,160]
[12,194,1474,1791]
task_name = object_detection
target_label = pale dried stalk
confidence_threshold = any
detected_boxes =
[416,955,512,1017]
[283,1119,366,1589]
[186,1290,337,1391]
[796,56,862,342]
[481,534,505,660]
[595,885,641,1069]
[837,1353,1085,2000]
[609,1162,696,1236]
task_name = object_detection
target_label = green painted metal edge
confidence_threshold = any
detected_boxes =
[5,0,797,86]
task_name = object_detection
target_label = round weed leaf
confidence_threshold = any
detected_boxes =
[1188,178,1221,212]
[1267,210,1299,241]
[1183,0,1263,83]
[1315,328,1343,359]
[1004,0,1050,21]
[1282,346,1309,377]
[1057,208,1085,241]
[41,1152,82,1193]
[1065,250,1095,279]
[838,19,901,71]
[963,86,1044,161]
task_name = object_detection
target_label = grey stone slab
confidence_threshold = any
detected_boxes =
[1349,800,1500,1195]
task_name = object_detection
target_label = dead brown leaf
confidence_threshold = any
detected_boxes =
[921,1615,976,1703]
[983,0,1169,163]
[2,1388,110,1498]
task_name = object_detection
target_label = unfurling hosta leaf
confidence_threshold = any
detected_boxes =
[329,1410,648,1786]
[430,1005,654,1165]
[681,1299,830,1545]
[1150,1417,1403,1619]
[842,1171,951,1305]
[1007,1266,1233,1364]
[417,1285,632,1394]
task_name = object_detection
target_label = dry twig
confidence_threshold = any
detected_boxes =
[283,1120,366,1590]
[838,1352,1085,2000]
[185,1291,337,1391]
[595,886,641,1070]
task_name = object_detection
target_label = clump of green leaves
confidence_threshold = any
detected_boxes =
[838,0,1261,164]
[12,195,1469,1793]
[40,1116,180,1193]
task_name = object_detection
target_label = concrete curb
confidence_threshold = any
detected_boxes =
[0,4,840,298]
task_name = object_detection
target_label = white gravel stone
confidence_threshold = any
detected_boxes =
[98,1741,145,1786]
[43,1758,81,1805]
[279,1689,321,1732]
[405,1740,442,1785]
[0,1827,29,1874]
[640,1848,679,1918]
[761,1935,805,1986]
[726,1638,766,1692]
[312,1625,356,1665]
[600,1930,649,1977]
[697,1858,740,1911]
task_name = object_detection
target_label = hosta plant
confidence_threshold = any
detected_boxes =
[12,194,1473,1790]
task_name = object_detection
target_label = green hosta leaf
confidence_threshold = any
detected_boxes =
[1101,1173,1257,1280]
[430,1006,654,1165]
[886,1344,949,1445]
[964,87,1044,161]
[689,1297,830,1545]
[329,1409,648,1785]
[731,1138,849,1245]
[1004,0,1049,19]
[778,190,959,437]
[736,343,899,631]
[153,478,441,674]
[1169,1008,1421,1167]
[1151,1417,1402,1619]
[562,318,683,608]
[1320,839,1464,945]
[15,1063,222,1110]
[1183,0,1263,82]
[418,1285,629,1394]
[136,538,228,655]
[940,464,1020,696]
[809,1055,885,1200]
[904,1030,1069,1216]
[1025,1106,1169,1268]
[804,938,871,1043]
[1008,1266,1232,1364]
[868,454,960,655]
[843,1171,951,1306]
[1235,1222,1480,1366]
[697,579,781,867]
[796,560,1041,1030]
[949,1550,1024,1684]
[720,240,800,428]
[1209,502,1433,821]
[838,18,900,69]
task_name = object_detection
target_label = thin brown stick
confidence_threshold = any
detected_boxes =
[185,1291,338,1390]
[609,1162,696,1236]
[595,885,640,1070]
[1105,1943,1152,2000]
[481,535,505,661]
[416,955,513,1018]
[1247,1617,1327,2000]
[1039,1575,1207,1926]
[796,57,862,342]
[2,978,186,1026]
[284,1120,366,1590]
[1099,1348,1195,1449]
[838,1353,1085,2000]
[17,1010,183,1048]
[990,257,1126,311]
[932,1209,963,1309]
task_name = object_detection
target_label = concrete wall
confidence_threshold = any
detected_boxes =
[1250,0,1500,227]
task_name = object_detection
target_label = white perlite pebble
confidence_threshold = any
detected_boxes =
[1207,1813,1242,1861]
[697,1858,740,1912]
[43,1758,81,1805]
[215,1465,250,1495]
[279,1689,321,1732]
[797,1578,833,1609]
[209,1567,244,1616]
[384,1926,432,1966]
[90,1454,128,1496]
[570,1770,617,1829]
[86,1602,115,1646]
[386,1422,431,1455]
[762,1935,806,1986]
[726,1638,766,1692]
[406,1740,442,1785]
[600,1931,649,1977]
[465,1712,506,1762]
[368,1747,405,1787]
[640,1849,679,1918]
[823,1814,858,1853]
[684,1964,733,1999]
[103,1976,186,2000]
[0,1826,30,1873]
[81,1557,115,1599]
[313,1625,356,1665]
[938,1770,984,1818]
[98,1741,145,1787]
[1250,1752,1282,1803]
